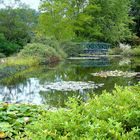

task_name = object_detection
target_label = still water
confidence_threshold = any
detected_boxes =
[0,57,139,107]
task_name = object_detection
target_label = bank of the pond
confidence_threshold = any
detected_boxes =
[0,43,67,78]
[4,43,66,66]
[0,84,140,139]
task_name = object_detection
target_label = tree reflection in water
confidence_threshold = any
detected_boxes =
[0,78,42,104]
[0,57,139,107]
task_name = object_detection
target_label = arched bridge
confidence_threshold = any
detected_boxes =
[80,42,112,54]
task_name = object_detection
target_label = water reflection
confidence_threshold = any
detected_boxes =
[0,78,96,105]
[0,78,42,104]
[0,57,139,107]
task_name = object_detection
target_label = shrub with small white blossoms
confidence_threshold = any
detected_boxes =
[119,43,131,55]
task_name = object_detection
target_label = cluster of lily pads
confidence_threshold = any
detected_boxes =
[91,70,138,78]
[40,81,104,91]
[0,103,41,139]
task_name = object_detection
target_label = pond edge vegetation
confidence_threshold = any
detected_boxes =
[0,83,140,139]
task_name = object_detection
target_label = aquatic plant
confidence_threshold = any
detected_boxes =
[1,84,140,139]
[91,70,138,78]
[0,103,42,139]
[40,81,104,91]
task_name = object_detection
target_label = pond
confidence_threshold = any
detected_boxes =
[0,57,139,107]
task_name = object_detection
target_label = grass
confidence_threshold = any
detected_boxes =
[5,56,40,67]
[1,43,67,68]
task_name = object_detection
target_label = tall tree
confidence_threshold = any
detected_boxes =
[85,0,133,43]
[130,0,140,37]
[39,0,133,43]
[0,0,38,46]
[39,0,75,41]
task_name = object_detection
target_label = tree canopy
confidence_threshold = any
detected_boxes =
[39,0,133,43]
[0,0,139,56]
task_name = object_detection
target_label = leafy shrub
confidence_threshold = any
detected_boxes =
[0,104,42,139]
[0,33,21,56]
[108,47,122,55]
[109,43,131,56]
[0,42,21,56]
[131,46,140,56]
[119,43,131,56]
[23,84,140,139]
[32,36,67,58]
[0,84,140,139]
[61,41,84,57]
[0,53,6,58]
[19,43,65,63]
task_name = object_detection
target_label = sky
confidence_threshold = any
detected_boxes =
[21,0,40,10]
[0,0,40,10]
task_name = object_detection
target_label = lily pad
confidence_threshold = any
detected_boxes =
[40,81,104,91]
[91,70,138,78]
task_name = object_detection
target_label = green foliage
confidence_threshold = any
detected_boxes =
[32,36,67,59]
[131,46,140,56]
[109,45,140,56]
[130,0,140,37]
[5,57,40,67]
[0,53,6,58]
[19,43,66,63]
[92,0,132,43]
[39,1,75,41]
[0,33,21,56]
[0,1,38,47]
[39,0,133,43]
[61,41,84,57]
[109,43,132,56]
[108,47,122,55]
[23,84,140,139]
[0,0,38,56]
[0,84,140,139]
[0,103,42,139]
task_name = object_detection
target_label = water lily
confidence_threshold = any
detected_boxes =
[91,70,138,78]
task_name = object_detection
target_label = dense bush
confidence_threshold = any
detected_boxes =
[108,47,122,55]
[0,53,6,58]
[131,46,140,56]
[0,84,140,139]
[61,41,84,57]
[0,33,21,56]
[109,43,132,56]
[109,44,140,56]
[23,84,140,139]
[19,43,66,64]
[32,36,67,58]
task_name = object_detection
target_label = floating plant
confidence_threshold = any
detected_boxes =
[91,70,139,78]
[40,81,104,91]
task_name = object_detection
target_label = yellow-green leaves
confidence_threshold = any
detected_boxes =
[0,132,6,138]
